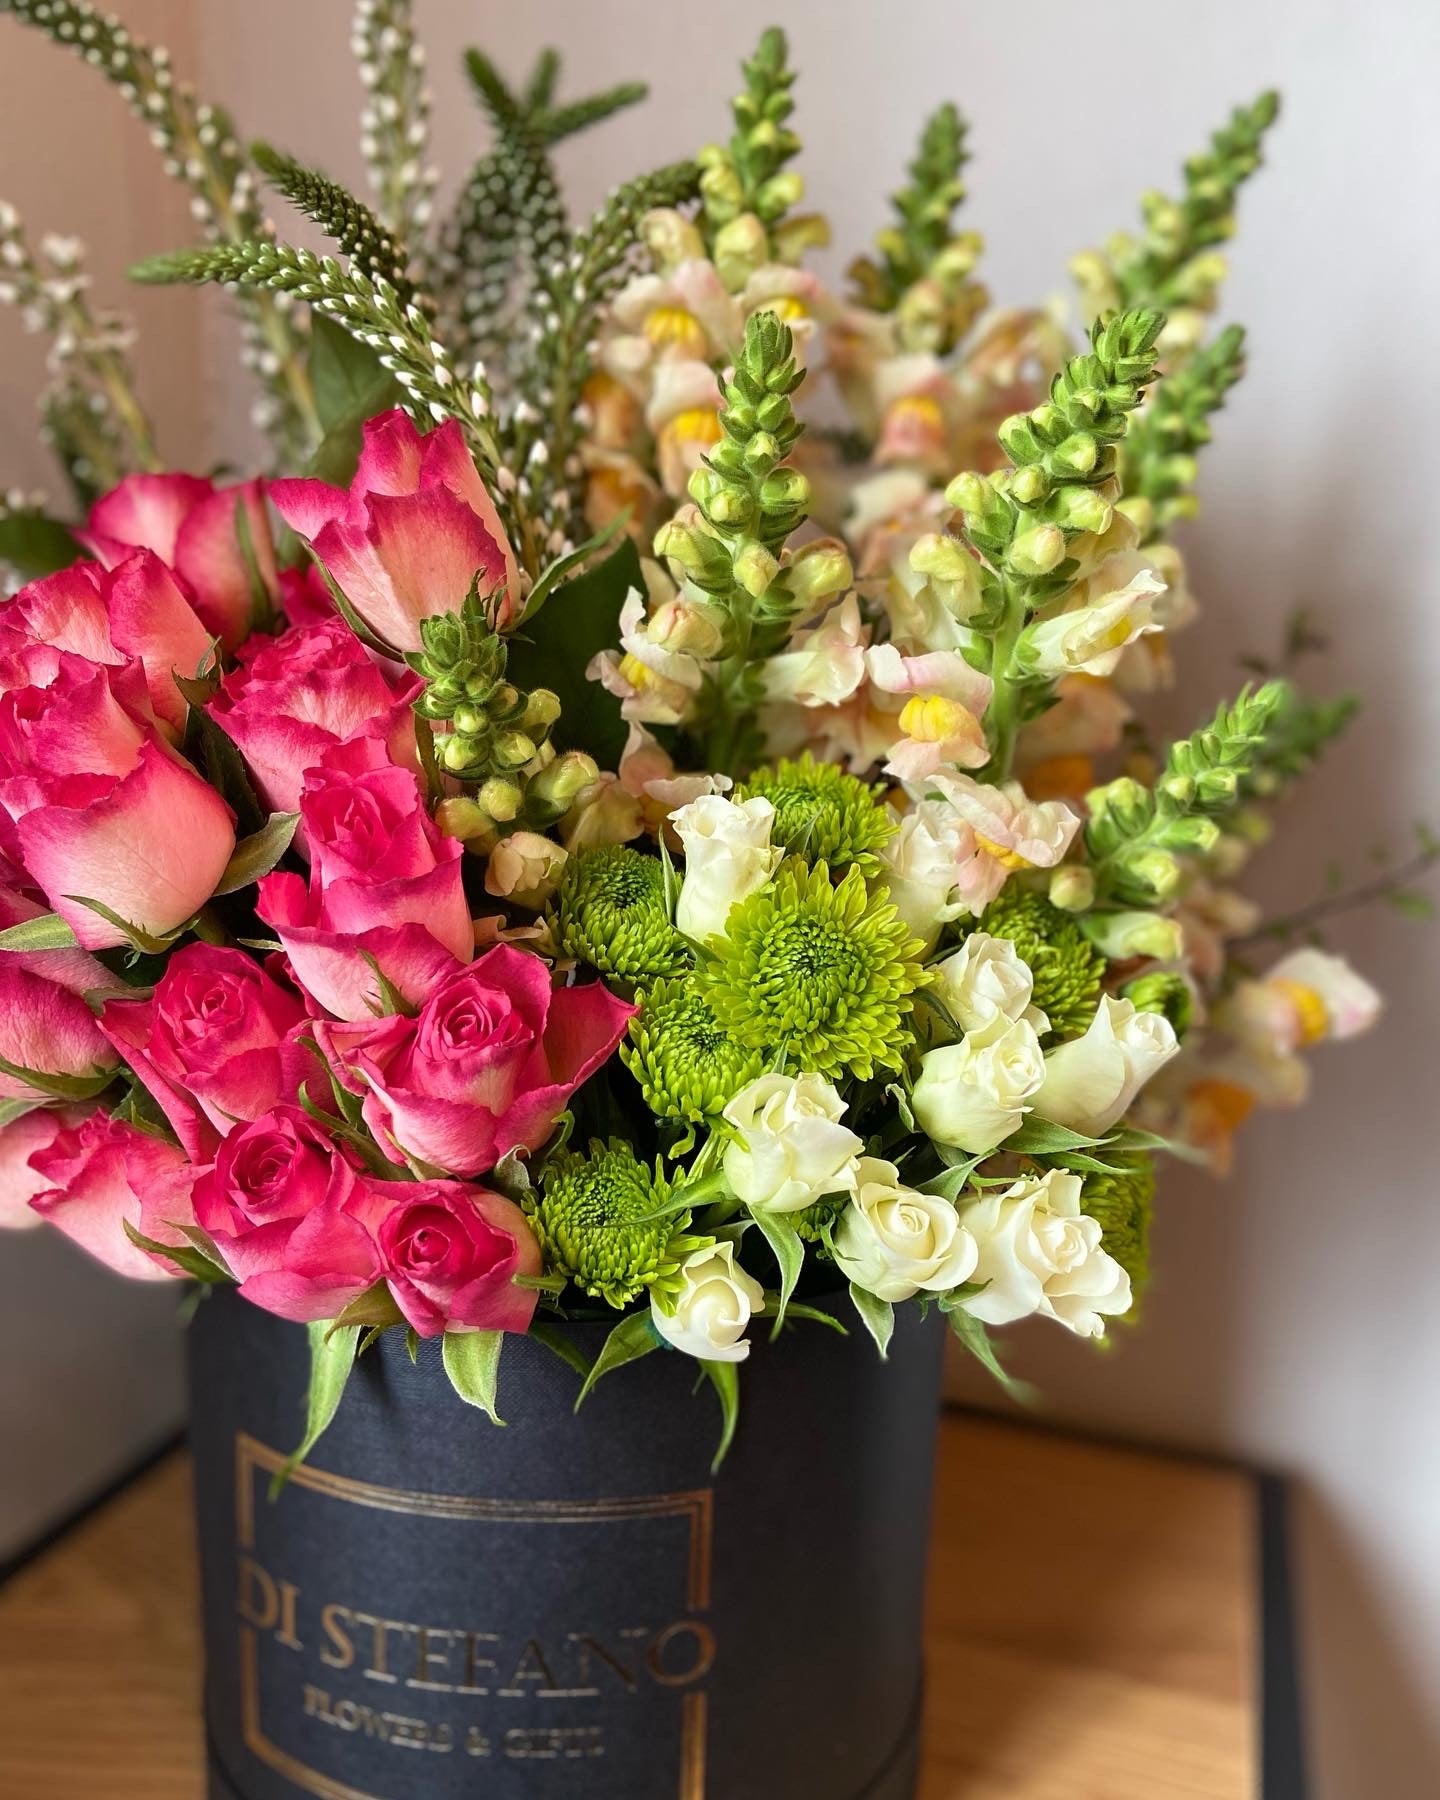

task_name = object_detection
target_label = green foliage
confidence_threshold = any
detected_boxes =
[252,143,415,304]
[1122,323,1247,537]
[442,1328,506,1425]
[1086,682,1288,904]
[0,0,319,460]
[271,1321,360,1495]
[1077,1151,1155,1300]
[659,308,812,664]
[968,887,1107,1041]
[352,0,436,248]
[1242,686,1360,796]
[575,1309,663,1407]
[699,25,805,273]
[1076,91,1281,320]
[524,1141,705,1308]
[550,845,690,984]
[735,754,895,870]
[622,977,764,1126]
[697,859,926,1082]
[0,501,83,583]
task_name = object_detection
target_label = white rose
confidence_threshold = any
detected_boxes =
[876,802,966,951]
[651,1242,765,1362]
[1034,995,1179,1135]
[834,1157,979,1302]
[958,1169,1132,1337]
[912,1015,1045,1154]
[722,1072,862,1214]
[932,932,1043,1037]
[671,793,781,943]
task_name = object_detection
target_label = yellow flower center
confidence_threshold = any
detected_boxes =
[762,295,809,322]
[898,693,972,744]
[618,651,664,692]
[1189,1078,1256,1132]
[973,831,1031,871]
[1270,979,1330,1045]
[887,393,945,433]
[644,305,710,359]
[1023,754,1095,802]
[659,407,724,453]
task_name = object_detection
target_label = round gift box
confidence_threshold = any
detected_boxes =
[188,1284,943,1800]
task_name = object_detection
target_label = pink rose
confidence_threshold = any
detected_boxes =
[278,564,335,629]
[0,1106,90,1229]
[192,1105,378,1323]
[0,648,236,949]
[257,736,471,1021]
[0,961,118,1102]
[0,552,211,736]
[208,619,420,816]
[361,1176,540,1336]
[101,944,309,1160]
[29,1112,197,1280]
[270,411,519,653]
[314,944,635,1177]
[79,471,279,650]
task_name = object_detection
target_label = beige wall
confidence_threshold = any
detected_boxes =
[3,3,1439,1794]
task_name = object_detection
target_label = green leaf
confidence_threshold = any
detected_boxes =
[0,1097,44,1131]
[574,1308,662,1408]
[0,1053,115,1104]
[751,1209,804,1336]
[183,708,266,838]
[214,812,299,895]
[848,1283,895,1359]
[63,896,179,956]
[519,510,631,624]
[505,536,642,767]
[442,1328,506,1425]
[176,1224,233,1278]
[758,1298,847,1335]
[0,912,79,952]
[405,1327,421,1364]
[1007,1118,1116,1156]
[529,1321,595,1380]
[0,509,82,579]
[1387,889,1436,921]
[700,1360,740,1472]
[307,314,403,435]
[359,950,417,1018]
[327,1281,406,1336]
[122,1217,229,1284]
[271,1321,362,1497]
[942,1301,1035,1403]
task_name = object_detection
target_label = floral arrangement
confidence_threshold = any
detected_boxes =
[0,6,1412,1462]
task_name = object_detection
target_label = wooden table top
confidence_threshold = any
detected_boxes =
[0,1411,1264,1798]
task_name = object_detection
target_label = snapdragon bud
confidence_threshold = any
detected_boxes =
[1009,523,1066,576]
[1049,866,1095,912]
[527,751,601,819]
[732,538,780,597]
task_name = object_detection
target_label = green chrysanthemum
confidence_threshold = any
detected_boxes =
[524,1140,704,1308]
[549,845,689,984]
[1079,1151,1155,1302]
[969,887,1106,1040]
[792,1190,850,1250]
[1123,970,1195,1039]
[735,753,895,870]
[621,977,764,1123]
[698,860,926,1081]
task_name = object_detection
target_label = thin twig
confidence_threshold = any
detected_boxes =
[1234,844,1440,947]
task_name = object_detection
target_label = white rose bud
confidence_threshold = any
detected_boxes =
[876,804,966,952]
[912,1015,1045,1154]
[722,1072,862,1214]
[483,831,568,909]
[957,1169,1132,1338]
[834,1157,979,1302]
[671,793,781,944]
[932,932,1042,1038]
[1034,995,1179,1136]
[651,1242,765,1362]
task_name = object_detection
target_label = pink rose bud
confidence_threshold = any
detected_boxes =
[101,944,310,1160]
[0,960,118,1103]
[79,470,280,650]
[313,943,635,1178]
[0,648,236,949]
[0,551,211,737]
[257,736,473,1021]
[360,1177,541,1337]
[192,1105,380,1324]
[0,1105,90,1231]
[208,619,421,816]
[270,411,519,653]
[28,1112,198,1280]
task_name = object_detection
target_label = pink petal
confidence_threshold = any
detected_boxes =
[84,473,213,564]
[174,480,278,649]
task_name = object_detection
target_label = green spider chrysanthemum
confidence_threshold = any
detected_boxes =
[524,1140,705,1308]
[1123,970,1196,1039]
[698,859,926,1081]
[549,845,689,984]
[1079,1151,1155,1302]
[969,887,1106,1040]
[621,977,764,1123]
[735,753,895,870]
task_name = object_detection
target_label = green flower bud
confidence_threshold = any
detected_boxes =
[526,750,601,822]
[621,978,764,1124]
[549,845,690,983]
[440,732,484,774]
[732,538,780,597]
[1009,523,1066,576]
[1123,971,1196,1038]
[478,776,523,824]
[521,688,562,733]
[1048,866,1095,913]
